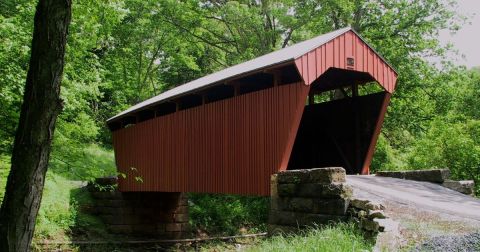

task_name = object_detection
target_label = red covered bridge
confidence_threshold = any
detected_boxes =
[107,27,398,196]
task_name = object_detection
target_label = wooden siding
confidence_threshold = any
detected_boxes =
[113,82,310,195]
[295,31,397,92]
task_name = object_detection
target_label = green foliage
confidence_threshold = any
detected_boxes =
[188,193,269,235]
[247,223,371,252]
[0,155,10,203]
[34,172,78,239]
[406,118,480,194]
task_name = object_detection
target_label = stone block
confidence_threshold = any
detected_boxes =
[270,174,279,197]
[278,183,352,199]
[375,171,405,179]
[350,198,384,211]
[368,210,386,219]
[279,197,313,213]
[350,198,369,210]
[102,214,141,225]
[277,167,346,184]
[174,213,189,223]
[312,198,349,215]
[271,195,280,211]
[91,191,123,200]
[376,169,450,183]
[360,219,379,232]
[177,198,189,206]
[308,167,346,184]
[165,223,183,232]
[108,224,132,234]
[365,201,385,211]
[442,180,475,195]
[277,183,296,196]
[174,205,189,214]
[156,212,175,222]
[132,224,156,235]
[97,206,134,215]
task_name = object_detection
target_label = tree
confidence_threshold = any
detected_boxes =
[0,0,71,250]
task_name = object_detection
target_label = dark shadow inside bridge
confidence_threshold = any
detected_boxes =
[288,68,388,174]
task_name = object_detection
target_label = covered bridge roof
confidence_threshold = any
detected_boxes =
[108,27,396,123]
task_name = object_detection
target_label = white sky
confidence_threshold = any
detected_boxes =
[437,0,480,68]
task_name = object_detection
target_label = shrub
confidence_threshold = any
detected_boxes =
[188,193,269,235]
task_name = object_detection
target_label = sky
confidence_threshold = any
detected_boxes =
[437,0,480,68]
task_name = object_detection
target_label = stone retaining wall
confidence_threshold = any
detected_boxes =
[376,169,450,183]
[268,167,352,233]
[269,167,398,244]
[89,179,189,239]
[376,169,475,196]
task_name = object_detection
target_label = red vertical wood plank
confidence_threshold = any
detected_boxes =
[326,41,333,69]
[339,35,345,69]
[308,50,316,84]
[362,93,391,174]
[315,47,322,79]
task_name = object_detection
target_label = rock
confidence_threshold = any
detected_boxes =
[312,198,350,215]
[350,198,370,210]
[442,180,475,196]
[365,201,385,211]
[361,219,380,231]
[368,210,386,219]
[277,183,352,199]
[376,169,450,183]
[279,197,314,212]
[350,198,385,211]
[277,167,346,184]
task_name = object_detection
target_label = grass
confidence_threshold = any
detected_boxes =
[193,223,372,252]
[0,148,112,247]
[0,155,9,203]
[30,172,110,244]
[247,224,372,252]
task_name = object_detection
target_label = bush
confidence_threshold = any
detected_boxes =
[407,118,480,195]
[188,193,269,235]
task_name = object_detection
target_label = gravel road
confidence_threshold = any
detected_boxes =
[411,232,480,252]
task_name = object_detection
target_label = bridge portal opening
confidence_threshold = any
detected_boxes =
[287,68,388,174]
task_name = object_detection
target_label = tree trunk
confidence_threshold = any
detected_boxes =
[0,0,71,251]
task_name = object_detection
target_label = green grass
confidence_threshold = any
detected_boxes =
[193,223,372,252]
[49,143,117,180]
[0,155,10,204]
[247,224,372,252]
[0,148,112,244]
[34,172,110,242]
